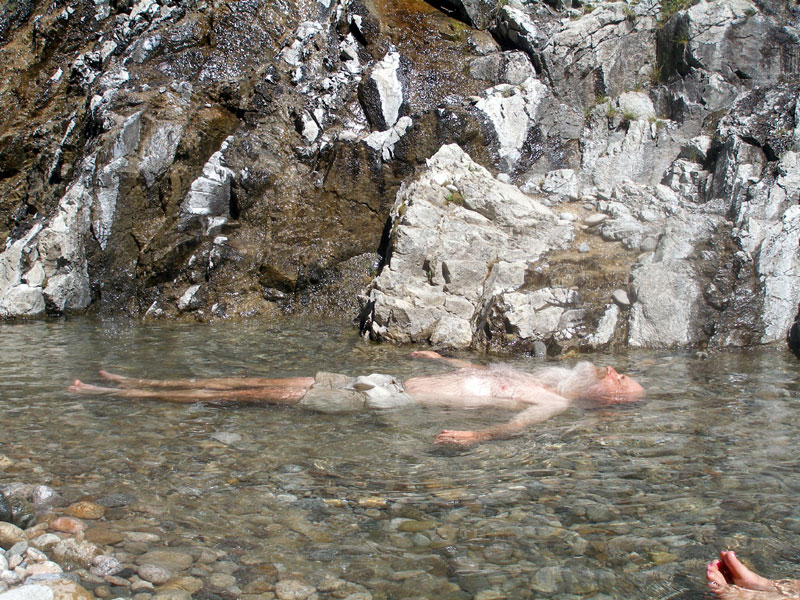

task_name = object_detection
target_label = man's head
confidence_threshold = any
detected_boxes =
[588,366,645,403]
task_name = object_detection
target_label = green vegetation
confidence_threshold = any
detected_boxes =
[673,30,690,45]
[648,115,668,130]
[445,191,465,206]
[649,63,664,85]
[660,0,694,20]
[623,4,636,21]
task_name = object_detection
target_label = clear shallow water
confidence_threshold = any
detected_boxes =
[1,316,800,599]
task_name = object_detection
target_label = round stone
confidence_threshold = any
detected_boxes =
[135,550,193,572]
[584,213,607,226]
[84,525,125,546]
[49,517,86,535]
[138,563,172,585]
[612,289,631,306]
[0,522,26,547]
[64,502,105,520]
[275,579,316,600]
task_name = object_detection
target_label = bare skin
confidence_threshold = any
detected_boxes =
[706,551,800,600]
[69,351,645,446]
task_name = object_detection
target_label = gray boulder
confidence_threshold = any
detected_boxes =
[361,143,573,349]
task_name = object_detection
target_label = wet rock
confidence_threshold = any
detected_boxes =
[64,502,104,521]
[135,550,193,572]
[274,579,317,600]
[0,584,54,600]
[94,494,135,509]
[83,526,124,546]
[28,536,60,554]
[34,578,93,600]
[48,518,86,536]
[530,566,561,594]
[29,489,62,513]
[0,496,11,524]
[151,590,192,600]
[137,564,171,585]
[431,0,500,30]
[790,305,800,358]
[89,555,123,578]
[0,524,26,548]
[51,538,101,569]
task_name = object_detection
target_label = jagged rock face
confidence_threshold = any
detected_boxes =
[0,0,493,320]
[0,0,797,353]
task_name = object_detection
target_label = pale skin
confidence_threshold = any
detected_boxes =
[68,350,645,446]
[706,551,800,600]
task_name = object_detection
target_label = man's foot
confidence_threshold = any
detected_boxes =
[98,369,127,383]
[706,551,781,599]
[68,380,117,395]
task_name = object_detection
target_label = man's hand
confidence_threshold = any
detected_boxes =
[434,429,483,445]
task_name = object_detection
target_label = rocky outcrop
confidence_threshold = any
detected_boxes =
[360,144,574,349]
[0,0,797,353]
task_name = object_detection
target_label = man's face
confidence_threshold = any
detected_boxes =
[593,366,645,403]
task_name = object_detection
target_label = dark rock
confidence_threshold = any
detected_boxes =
[790,305,800,358]
[0,493,12,523]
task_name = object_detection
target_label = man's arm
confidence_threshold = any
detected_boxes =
[409,350,485,370]
[434,391,571,446]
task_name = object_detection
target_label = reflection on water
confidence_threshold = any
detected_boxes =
[2,316,800,599]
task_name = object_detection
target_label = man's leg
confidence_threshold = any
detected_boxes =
[99,370,305,390]
[68,378,314,404]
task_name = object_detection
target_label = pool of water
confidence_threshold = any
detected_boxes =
[2,316,800,599]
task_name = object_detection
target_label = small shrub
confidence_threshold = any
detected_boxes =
[649,64,664,85]
[661,0,693,20]
[445,191,465,206]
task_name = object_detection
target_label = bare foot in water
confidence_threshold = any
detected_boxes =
[707,551,781,599]
[98,369,126,383]
[68,380,117,395]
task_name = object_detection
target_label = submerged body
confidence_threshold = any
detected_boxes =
[69,351,644,445]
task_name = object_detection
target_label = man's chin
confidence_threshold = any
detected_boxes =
[602,391,644,404]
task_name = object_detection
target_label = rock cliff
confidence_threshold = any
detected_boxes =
[0,0,797,353]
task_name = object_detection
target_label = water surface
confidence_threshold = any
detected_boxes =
[2,317,799,599]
